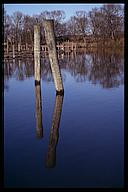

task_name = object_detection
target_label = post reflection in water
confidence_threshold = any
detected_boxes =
[45,93,64,168]
[34,81,43,138]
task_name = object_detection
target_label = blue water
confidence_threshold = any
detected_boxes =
[4,51,124,188]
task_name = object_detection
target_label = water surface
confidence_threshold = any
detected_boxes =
[4,50,124,188]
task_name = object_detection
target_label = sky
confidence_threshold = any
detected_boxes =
[4,4,104,21]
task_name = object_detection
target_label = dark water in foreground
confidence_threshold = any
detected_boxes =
[4,50,124,188]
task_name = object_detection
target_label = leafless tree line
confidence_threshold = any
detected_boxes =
[3,4,124,47]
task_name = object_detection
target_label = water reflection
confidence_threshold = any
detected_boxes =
[4,50,124,187]
[87,51,124,88]
[34,82,43,138]
[45,93,64,168]
[34,79,64,166]
[4,49,124,89]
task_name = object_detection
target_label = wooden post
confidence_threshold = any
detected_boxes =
[45,93,64,168]
[43,20,64,94]
[7,40,9,55]
[18,59,21,67]
[35,82,43,138]
[18,43,21,52]
[84,37,86,48]
[71,51,74,59]
[34,25,40,83]
[68,40,70,52]
[12,43,15,59]
[61,53,64,59]
[13,58,15,64]
[68,51,70,61]
[72,42,73,51]
[74,50,76,60]
[18,36,21,53]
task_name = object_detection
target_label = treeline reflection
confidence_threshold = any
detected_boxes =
[4,50,124,90]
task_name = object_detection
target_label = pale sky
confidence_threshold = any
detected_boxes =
[4,4,104,21]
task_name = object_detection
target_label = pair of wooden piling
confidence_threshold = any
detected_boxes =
[34,20,64,167]
[34,20,64,94]
[34,19,64,138]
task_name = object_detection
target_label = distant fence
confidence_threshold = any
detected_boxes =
[3,41,78,54]
[3,37,124,58]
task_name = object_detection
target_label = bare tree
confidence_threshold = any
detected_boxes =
[101,4,124,40]
[89,4,124,41]
[4,9,13,42]
[22,15,36,45]
[11,11,23,49]
[4,5,124,50]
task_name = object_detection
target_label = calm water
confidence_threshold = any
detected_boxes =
[4,50,124,188]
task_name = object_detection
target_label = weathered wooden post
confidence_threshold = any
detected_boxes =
[72,42,73,51]
[18,43,20,52]
[67,51,70,61]
[18,37,21,53]
[35,82,43,138]
[34,25,41,83]
[12,42,15,59]
[18,59,21,66]
[26,43,28,51]
[45,93,64,168]
[84,37,86,48]
[7,40,9,55]
[43,20,64,94]
[62,53,64,59]
[71,51,74,60]
[68,40,70,52]
[34,25,43,138]
[75,43,77,51]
